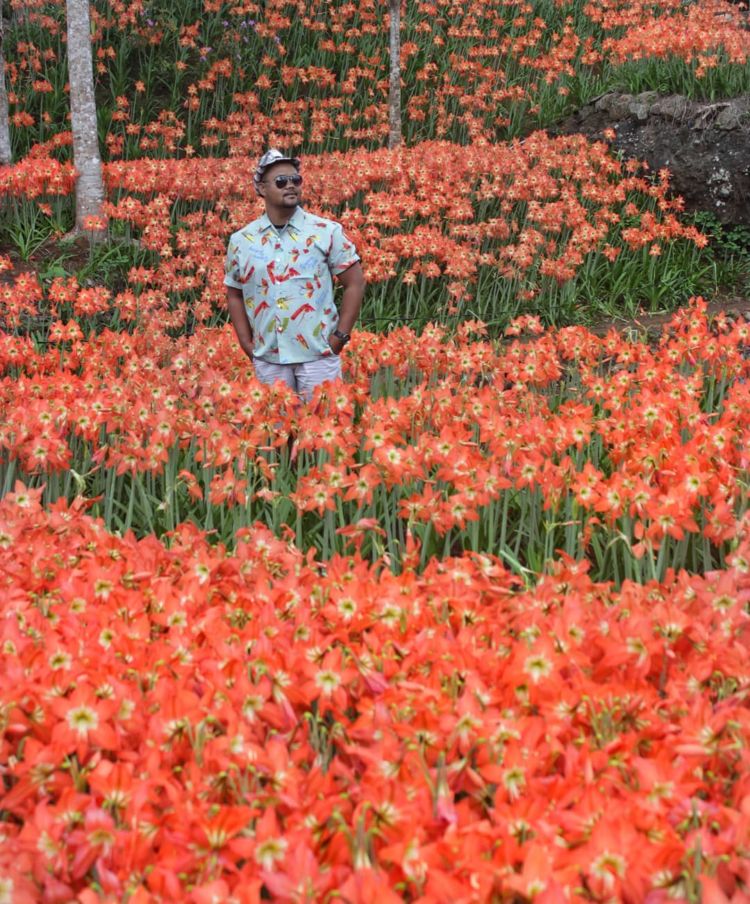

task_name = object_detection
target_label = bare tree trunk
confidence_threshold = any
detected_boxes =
[66,0,104,236]
[0,13,12,164]
[388,0,401,149]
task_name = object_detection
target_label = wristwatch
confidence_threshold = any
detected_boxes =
[332,329,351,345]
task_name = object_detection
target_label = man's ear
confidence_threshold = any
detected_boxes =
[254,181,265,198]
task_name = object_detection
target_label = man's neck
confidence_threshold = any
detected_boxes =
[265,205,297,227]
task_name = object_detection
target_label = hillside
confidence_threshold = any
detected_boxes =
[2,4,750,902]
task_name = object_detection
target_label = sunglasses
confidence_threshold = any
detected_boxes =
[269,174,303,189]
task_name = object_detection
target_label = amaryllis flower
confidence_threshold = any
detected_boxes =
[50,688,119,760]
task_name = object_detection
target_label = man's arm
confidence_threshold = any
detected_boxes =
[329,261,366,354]
[227,286,254,359]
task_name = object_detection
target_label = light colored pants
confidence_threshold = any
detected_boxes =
[253,356,342,402]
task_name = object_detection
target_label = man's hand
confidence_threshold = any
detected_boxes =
[328,332,346,356]
[335,262,366,337]
[226,287,254,359]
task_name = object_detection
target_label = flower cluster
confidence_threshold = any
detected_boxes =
[1,483,750,901]
[0,137,706,327]
[0,155,75,200]
[1,299,748,581]
[4,0,749,155]
[1,3,749,899]
[599,0,750,74]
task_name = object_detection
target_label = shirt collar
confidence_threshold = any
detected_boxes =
[258,206,305,233]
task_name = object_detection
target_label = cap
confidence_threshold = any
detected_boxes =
[253,149,301,185]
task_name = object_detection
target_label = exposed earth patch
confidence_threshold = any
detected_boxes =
[556,92,750,227]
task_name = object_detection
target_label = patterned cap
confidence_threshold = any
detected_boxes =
[253,149,301,185]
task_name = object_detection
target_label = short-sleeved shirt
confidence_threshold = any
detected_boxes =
[224,207,360,364]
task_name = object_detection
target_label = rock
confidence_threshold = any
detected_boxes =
[649,96,690,120]
[629,102,649,121]
[691,102,731,129]
[635,91,660,106]
[708,168,733,206]
[554,93,750,226]
[594,93,632,119]
[716,108,743,129]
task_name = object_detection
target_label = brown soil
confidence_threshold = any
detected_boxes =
[1,236,93,291]
[555,92,750,227]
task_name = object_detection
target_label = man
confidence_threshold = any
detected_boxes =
[224,149,366,401]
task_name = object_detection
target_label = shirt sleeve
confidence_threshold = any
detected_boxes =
[326,223,360,276]
[223,234,243,289]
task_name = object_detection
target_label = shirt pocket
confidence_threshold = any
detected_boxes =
[286,270,324,303]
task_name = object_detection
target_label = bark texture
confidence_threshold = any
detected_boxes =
[388,0,401,149]
[66,0,104,233]
[0,14,12,164]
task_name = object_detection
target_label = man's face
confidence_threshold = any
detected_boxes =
[258,163,302,210]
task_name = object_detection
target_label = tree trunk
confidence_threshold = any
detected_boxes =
[388,0,401,149]
[66,0,104,236]
[0,13,12,164]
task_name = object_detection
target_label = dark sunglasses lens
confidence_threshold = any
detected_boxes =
[274,174,302,188]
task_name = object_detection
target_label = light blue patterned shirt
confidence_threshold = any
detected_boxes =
[224,207,360,364]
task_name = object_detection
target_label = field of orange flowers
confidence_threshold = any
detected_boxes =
[8,470,750,900]
[5,0,750,158]
[2,293,750,900]
[0,298,748,577]
[0,136,715,330]
[2,0,750,900]
[3,0,750,322]
[0,476,749,903]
